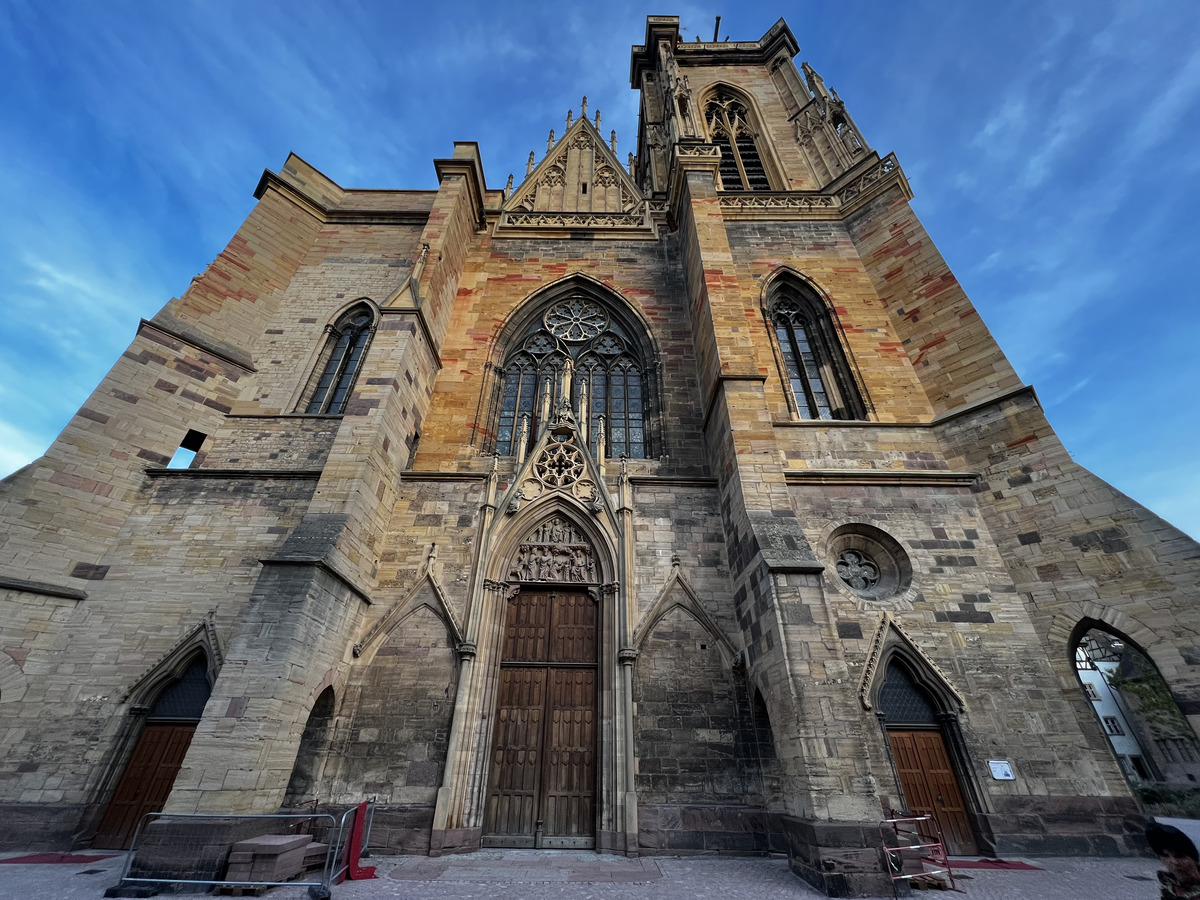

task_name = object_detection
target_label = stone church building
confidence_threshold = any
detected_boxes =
[2,15,1199,896]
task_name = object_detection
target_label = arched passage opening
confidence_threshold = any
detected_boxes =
[92,655,212,849]
[1072,623,1200,801]
[878,659,978,855]
[283,686,336,807]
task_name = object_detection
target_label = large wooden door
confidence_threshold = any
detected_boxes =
[483,589,597,848]
[92,723,196,849]
[889,729,977,854]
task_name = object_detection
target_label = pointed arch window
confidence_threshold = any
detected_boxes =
[495,296,649,459]
[704,91,771,191]
[768,282,865,421]
[302,306,375,414]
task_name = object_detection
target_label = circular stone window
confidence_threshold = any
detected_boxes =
[827,524,912,601]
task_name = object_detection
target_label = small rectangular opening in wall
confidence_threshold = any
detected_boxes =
[168,430,207,469]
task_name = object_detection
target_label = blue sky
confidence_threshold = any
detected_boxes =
[1,1,1199,537]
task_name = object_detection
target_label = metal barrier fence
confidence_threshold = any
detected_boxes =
[108,801,374,899]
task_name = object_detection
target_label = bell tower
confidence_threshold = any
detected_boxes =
[630,16,874,195]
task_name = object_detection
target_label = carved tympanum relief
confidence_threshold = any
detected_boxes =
[509,515,598,583]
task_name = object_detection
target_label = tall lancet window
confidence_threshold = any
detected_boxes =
[495,297,648,459]
[769,282,865,421]
[704,91,771,191]
[302,305,375,414]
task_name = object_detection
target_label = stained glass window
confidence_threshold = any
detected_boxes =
[880,662,937,726]
[496,299,647,459]
[304,306,375,414]
[769,288,864,421]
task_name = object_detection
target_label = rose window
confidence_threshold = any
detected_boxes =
[836,550,880,592]
[826,525,912,602]
[544,300,608,342]
[534,442,586,487]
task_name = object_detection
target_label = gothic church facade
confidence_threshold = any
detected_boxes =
[2,16,1198,896]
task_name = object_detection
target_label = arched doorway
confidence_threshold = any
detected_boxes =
[283,686,336,806]
[482,514,600,849]
[482,585,598,848]
[880,660,977,854]
[1073,625,1200,787]
[93,656,212,848]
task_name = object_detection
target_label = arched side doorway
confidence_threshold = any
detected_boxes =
[482,518,600,849]
[283,686,336,806]
[92,656,212,848]
[879,660,978,855]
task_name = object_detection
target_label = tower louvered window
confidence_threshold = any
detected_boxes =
[769,285,865,421]
[705,92,771,191]
[496,298,647,459]
[303,306,375,414]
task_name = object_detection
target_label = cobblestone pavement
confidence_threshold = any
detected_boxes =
[0,848,1166,900]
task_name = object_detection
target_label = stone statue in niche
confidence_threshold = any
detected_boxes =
[508,514,597,583]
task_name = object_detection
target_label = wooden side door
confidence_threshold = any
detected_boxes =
[541,589,596,845]
[889,729,977,855]
[92,723,196,849]
[483,588,596,848]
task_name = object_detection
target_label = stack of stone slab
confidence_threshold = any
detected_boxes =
[223,833,327,884]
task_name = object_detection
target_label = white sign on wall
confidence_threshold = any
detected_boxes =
[988,760,1015,780]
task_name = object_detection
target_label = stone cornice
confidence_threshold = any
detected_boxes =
[717,153,909,222]
[929,384,1039,426]
[492,208,657,241]
[254,169,432,226]
[401,471,492,481]
[139,317,257,373]
[0,575,87,601]
[259,557,373,605]
[630,16,798,86]
[627,476,719,487]
[145,468,323,479]
[783,469,978,488]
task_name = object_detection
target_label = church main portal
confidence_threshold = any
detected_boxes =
[482,588,598,848]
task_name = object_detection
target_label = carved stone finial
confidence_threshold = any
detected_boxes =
[628,152,635,175]
[581,95,588,119]
[595,109,601,130]
[671,553,681,568]
[527,151,535,176]
[505,173,513,194]
[610,129,617,154]
[566,109,573,129]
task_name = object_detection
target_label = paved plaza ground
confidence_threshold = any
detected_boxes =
[0,847,1168,900]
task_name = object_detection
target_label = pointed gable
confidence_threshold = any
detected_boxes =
[497,112,655,239]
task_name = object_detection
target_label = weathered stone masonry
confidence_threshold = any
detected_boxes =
[1,15,1197,898]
